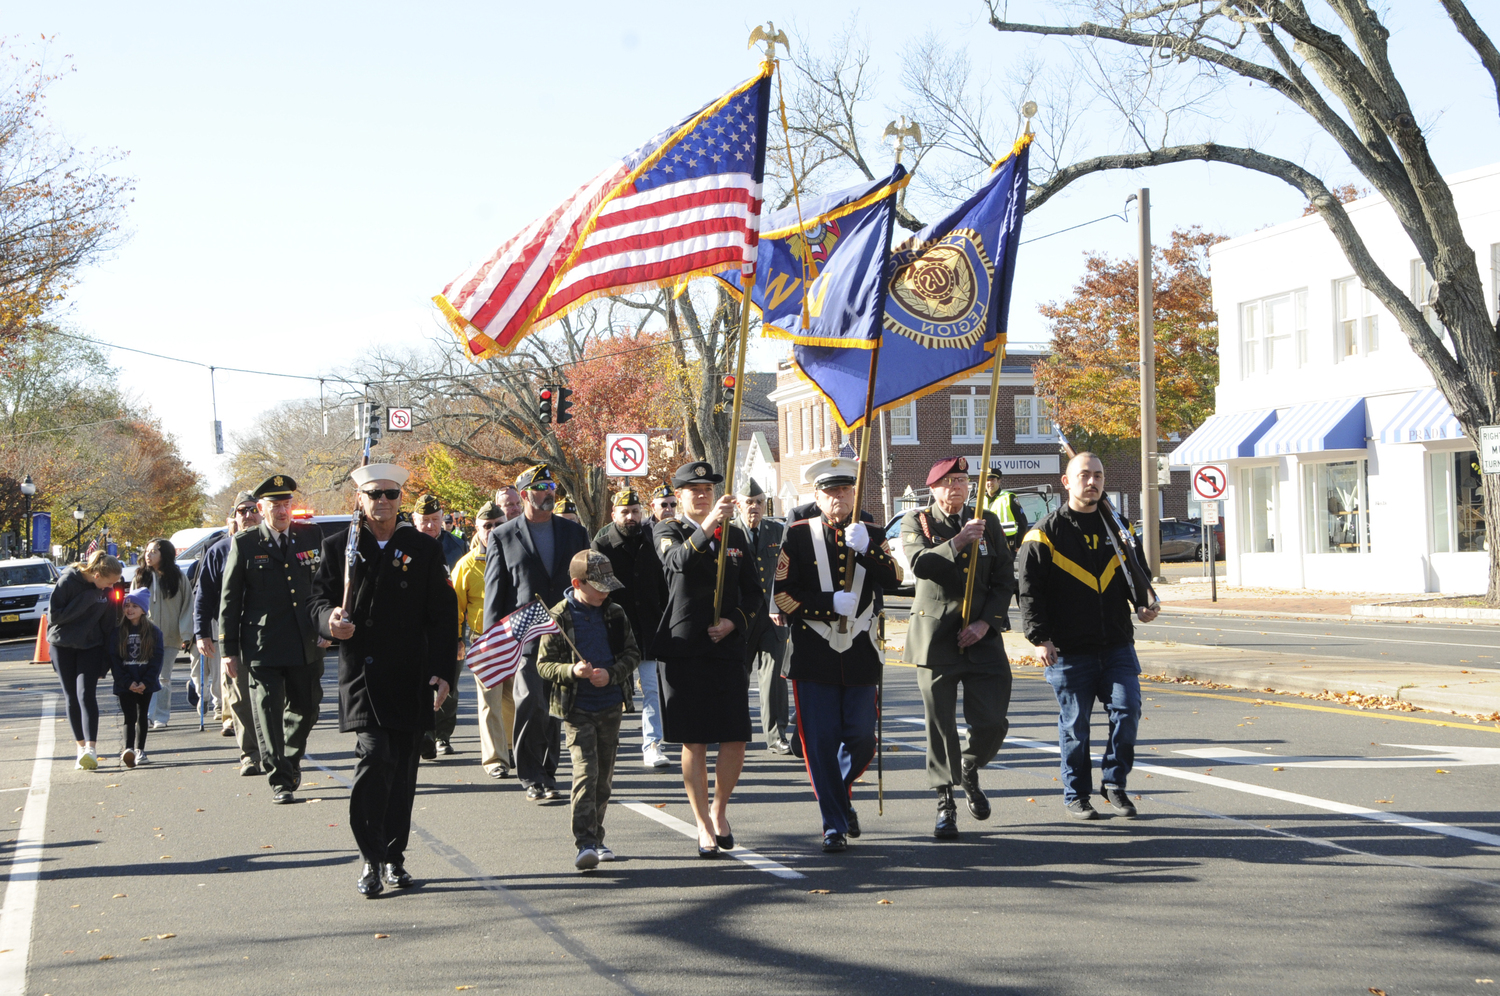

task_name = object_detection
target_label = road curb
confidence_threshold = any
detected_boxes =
[1352,603,1500,623]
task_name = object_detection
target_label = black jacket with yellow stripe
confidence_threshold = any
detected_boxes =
[1018,506,1141,653]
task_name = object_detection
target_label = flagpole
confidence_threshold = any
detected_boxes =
[960,338,1008,629]
[835,344,881,634]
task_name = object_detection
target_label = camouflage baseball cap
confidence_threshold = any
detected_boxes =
[568,549,624,593]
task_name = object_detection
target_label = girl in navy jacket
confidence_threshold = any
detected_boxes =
[107,588,164,768]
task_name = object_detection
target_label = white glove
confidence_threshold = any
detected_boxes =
[832,590,858,616]
[845,521,870,553]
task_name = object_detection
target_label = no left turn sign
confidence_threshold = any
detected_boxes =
[604,433,649,476]
[1192,464,1229,501]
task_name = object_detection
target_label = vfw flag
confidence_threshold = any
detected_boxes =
[466,600,562,688]
[435,65,773,361]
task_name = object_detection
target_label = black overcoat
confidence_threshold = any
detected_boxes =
[652,517,763,663]
[310,521,457,734]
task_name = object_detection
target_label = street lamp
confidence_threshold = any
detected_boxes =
[19,475,35,556]
[72,505,84,561]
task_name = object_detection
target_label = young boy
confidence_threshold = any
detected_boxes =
[537,549,641,871]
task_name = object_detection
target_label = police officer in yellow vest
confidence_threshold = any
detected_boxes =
[977,469,1029,553]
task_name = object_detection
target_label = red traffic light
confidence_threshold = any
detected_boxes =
[721,375,736,389]
[540,389,553,400]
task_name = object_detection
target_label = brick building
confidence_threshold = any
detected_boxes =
[767,347,1190,526]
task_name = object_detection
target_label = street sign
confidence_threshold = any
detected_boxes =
[31,512,49,554]
[1480,425,1500,474]
[388,407,413,432]
[604,433,649,476]
[1201,503,1219,525]
[1192,464,1229,501]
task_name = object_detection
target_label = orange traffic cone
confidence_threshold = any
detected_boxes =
[32,613,50,665]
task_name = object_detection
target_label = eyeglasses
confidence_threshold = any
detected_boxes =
[524,482,557,492]
[234,506,258,517]
[658,501,678,508]
[360,488,403,501]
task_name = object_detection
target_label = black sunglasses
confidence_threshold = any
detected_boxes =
[658,501,678,508]
[360,488,403,501]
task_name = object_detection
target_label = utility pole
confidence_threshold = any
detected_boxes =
[1137,188,1161,580]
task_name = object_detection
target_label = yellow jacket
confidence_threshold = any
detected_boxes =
[451,539,488,642]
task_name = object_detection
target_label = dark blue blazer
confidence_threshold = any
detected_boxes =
[482,513,590,635]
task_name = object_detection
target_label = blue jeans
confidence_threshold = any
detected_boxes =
[637,660,664,750]
[1043,643,1142,803]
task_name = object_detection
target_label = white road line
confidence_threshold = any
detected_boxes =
[621,801,805,879]
[1149,620,1499,652]
[890,716,1500,849]
[0,695,57,996]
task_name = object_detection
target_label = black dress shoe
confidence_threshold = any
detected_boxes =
[767,738,792,755]
[381,862,413,888]
[525,784,545,801]
[961,762,991,821]
[272,790,295,805]
[356,862,383,898]
[822,830,847,852]
[420,738,438,761]
[714,833,735,850]
[934,786,959,840]
[846,808,861,838]
[697,842,720,858]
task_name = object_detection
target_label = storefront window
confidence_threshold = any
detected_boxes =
[1239,466,1276,553]
[1304,460,1370,554]
[1430,450,1487,553]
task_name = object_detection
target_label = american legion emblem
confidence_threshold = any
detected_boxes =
[883,228,994,350]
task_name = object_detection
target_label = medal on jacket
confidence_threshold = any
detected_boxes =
[393,551,412,571]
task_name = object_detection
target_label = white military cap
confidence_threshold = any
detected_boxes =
[802,456,858,488]
[349,463,411,488]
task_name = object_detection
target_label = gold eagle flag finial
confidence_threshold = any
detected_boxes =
[748,21,789,60]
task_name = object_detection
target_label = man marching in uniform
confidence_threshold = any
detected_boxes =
[220,475,327,804]
[901,456,1016,840]
[311,461,456,897]
[775,457,902,852]
[734,479,792,755]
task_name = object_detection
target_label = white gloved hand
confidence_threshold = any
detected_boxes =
[832,590,858,616]
[845,521,870,553]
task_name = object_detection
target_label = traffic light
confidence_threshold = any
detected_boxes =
[538,386,553,424]
[721,374,736,403]
[366,404,383,447]
[555,386,574,424]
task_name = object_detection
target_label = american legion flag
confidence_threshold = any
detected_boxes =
[434,64,773,361]
[466,599,562,689]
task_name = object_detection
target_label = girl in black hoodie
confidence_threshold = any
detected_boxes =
[48,551,123,770]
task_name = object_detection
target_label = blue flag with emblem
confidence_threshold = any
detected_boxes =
[793,137,1032,430]
[717,165,907,347]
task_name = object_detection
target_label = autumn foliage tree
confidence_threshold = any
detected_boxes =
[1035,228,1223,457]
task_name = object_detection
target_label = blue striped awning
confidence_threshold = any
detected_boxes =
[1253,397,1367,456]
[1377,388,1467,444]
[1167,408,1278,466]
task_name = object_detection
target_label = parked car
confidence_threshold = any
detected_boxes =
[1152,518,1222,562]
[0,557,60,629]
[882,514,915,595]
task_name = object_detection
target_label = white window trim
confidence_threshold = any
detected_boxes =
[1238,289,1309,377]
[1013,394,1057,445]
[1333,276,1379,361]
[949,390,993,445]
[1301,458,1371,555]
[888,400,919,445]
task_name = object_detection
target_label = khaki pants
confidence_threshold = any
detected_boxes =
[223,661,261,766]
[474,672,515,775]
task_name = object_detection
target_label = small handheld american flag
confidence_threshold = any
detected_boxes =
[466,599,561,688]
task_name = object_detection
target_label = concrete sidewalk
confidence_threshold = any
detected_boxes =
[1159,577,1500,623]
[881,619,1500,722]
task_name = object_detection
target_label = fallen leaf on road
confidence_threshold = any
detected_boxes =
[98,955,113,961]
[374,933,389,939]
[217,867,229,871]
[1272,767,1284,772]
[1368,989,1386,995]
[106,784,119,788]
[195,809,203,813]
[877,899,893,905]
[1027,798,1036,803]
[1476,979,1493,984]
[1436,769,1450,774]
[807,889,832,895]
[457,987,475,991]
[160,855,171,860]
[1376,799,1392,804]
[260,844,273,849]
[111,894,126,899]
[139,937,149,942]
[654,803,666,809]
[157,933,175,939]
[64,949,75,953]
[70,905,79,908]
[87,929,99,934]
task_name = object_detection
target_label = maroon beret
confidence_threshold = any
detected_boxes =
[926,456,970,487]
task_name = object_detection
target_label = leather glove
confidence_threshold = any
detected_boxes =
[832,590,858,616]
[845,521,870,553]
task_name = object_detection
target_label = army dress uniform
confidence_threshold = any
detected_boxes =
[901,456,1016,838]
[734,479,791,752]
[219,475,325,801]
[775,458,901,848]
[653,461,763,745]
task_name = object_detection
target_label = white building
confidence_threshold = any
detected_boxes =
[1170,163,1496,594]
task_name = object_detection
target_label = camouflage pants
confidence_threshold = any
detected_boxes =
[563,704,623,850]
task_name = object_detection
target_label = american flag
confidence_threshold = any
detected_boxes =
[465,599,562,688]
[434,65,772,360]
[84,534,99,558]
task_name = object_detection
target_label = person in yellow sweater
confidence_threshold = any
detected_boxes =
[453,501,514,778]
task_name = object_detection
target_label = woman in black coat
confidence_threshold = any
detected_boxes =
[48,551,124,770]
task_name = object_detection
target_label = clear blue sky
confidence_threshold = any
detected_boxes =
[4,2,1495,490]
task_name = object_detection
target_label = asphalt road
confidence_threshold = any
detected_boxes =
[1,636,1497,996]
